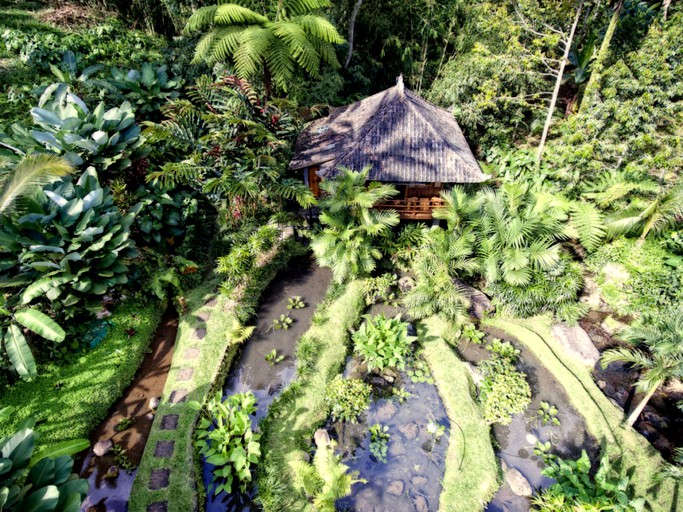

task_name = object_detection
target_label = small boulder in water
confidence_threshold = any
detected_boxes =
[93,439,113,457]
[386,480,404,497]
[149,397,160,410]
[314,429,331,448]
[505,467,533,497]
[399,422,419,440]
[104,466,119,480]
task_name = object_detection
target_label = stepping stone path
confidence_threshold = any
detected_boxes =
[145,294,219,512]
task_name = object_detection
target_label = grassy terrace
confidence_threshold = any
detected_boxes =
[485,315,683,512]
[256,280,366,511]
[0,297,163,444]
[422,316,499,511]
[130,240,303,512]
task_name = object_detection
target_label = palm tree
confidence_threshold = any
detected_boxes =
[311,167,399,283]
[473,182,569,286]
[184,0,345,96]
[600,307,683,427]
[403,229,477,324]
[0,154,72,214]
[432,185,478,233]
[606,184,683,241]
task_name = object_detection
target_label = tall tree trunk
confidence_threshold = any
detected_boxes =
[344,0,364,68]
[537,1,584,163]
[626,381,661,427]
[581,0,624,112]
[662,0,672,20]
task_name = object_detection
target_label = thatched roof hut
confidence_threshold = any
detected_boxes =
[290,76,489,185]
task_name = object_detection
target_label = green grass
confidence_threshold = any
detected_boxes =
[422,316,499,511]
[0,296,163,445]
[485,315,683,512]
[130,240,305,512]
[256,280,366,511]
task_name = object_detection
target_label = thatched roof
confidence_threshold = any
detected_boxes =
[289,76,489,184]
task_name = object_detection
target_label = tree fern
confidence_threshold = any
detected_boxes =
[184,1,344,95]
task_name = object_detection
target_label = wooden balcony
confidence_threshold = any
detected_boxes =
[375,197,445,220]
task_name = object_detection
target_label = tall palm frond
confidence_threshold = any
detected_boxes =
[433,185,478,232]
[606,185,683,240]
[0,154,72,214]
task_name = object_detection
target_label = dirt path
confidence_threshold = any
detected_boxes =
[80,306,179,512]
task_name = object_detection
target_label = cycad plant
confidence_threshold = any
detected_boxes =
[311,167,399,283]
[184,0,344,96]
[600,307,683,427]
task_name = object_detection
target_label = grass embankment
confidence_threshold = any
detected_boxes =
[485,316,683,512]
[422,316,499,511]
[130,240,305,512]
[256,280,366,511]
[0,297,163,444]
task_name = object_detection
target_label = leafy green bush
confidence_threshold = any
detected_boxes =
[192,391,262,495]
[532,450,646,511]
[1,85,146,175]
[352,314,416,371]
[324,375,371,424]
[361,273,398,306]
[103,63,182,116]
[585,237,683,316]
[477,344,531,425]
[134,185,198,245]
[0,168,140,318]
[486,255,587,322]
[0,411,89,512]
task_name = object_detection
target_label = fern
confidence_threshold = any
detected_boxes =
[569,201,605,252]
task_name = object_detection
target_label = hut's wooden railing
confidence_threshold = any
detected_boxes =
[375,197,445,220]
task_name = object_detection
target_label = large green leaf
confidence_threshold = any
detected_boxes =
[24,484,59,511]
[21,276,73,304]
[27,457,56,489]
[14,308,66,342]
[29,439,89,467]
[4,324,37,377]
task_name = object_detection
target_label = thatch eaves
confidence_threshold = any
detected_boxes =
[289,77,489,184]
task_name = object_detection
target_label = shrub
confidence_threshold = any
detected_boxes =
[102,63,182,117]
[324,375,371,423]
[191,391,262,495]
[361,273,398,306]
[352,314,416,371]
[0,168,140,318]
[478,346,531,426]
[134,185,198,245]
[0,412,89,512]
[532,450,646,511]
[1,85,146,176]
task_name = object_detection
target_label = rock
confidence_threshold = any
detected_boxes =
[602,263,630,287]
[93,439,113,457]
[525,433,538,445]
[104,466,119,480]
[314,429,331,449]
[412,494,429,512]
[149,397,160,410]
[500,458,509,472]
[399,423,419,440]
[388,440,406,457]
[411,476,428,487]
[601,316,629,335]
[145,412,155,421]
[386,480,404,497]
[407,323,417,337]
[505,468,533,497]
[580,276,605,311]
[597,380,607,389]
[552,323,600,367]
[464,362,484,386]
[381,368,399,384]
[643,412,669,430]
[398,276,415,293]
[453,279,495,320]
[375,401,399,422]
[355,488,378,512]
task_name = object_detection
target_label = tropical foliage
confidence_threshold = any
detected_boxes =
[184,0,344,95]
[311,167,398,283]
[352,313,416,371]
[324,375,371,423]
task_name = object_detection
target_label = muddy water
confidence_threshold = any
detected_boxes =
[203,256,331,512]
[80,306,179,512]
[334,374,450,512]
[457,328,596,512]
